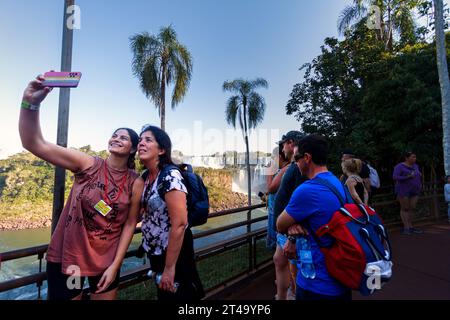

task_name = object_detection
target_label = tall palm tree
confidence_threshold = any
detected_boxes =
[338,0,419,50]
[130,25,193,131]
[223,78,268,205]
[433,0,450,175]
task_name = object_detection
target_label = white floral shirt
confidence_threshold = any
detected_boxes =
[141,168,188,255]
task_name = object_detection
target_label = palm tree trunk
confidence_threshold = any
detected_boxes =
[242,104,252,206]
[160,67,166,131]
[386,1,393,51]
[434,0,450,175]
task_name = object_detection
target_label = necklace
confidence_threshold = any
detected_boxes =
[141,169,160,211]
[103,160,128,206]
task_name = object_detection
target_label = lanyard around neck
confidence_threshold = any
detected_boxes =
[103,160,128,206]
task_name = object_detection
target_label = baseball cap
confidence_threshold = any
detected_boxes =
[277,130,303,145]
[340,148,355,157]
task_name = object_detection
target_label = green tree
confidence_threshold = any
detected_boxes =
[130,25,193,131]
[338,0,421,50]
[223,78,268,205]
[286,25,444,180]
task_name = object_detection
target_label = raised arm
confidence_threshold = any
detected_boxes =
[19,74,94,173]
[267,164,289,194]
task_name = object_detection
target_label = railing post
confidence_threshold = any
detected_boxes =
[252,236,257,269]
[431,182,440,221]
[37,252,44,300]
[247,210,252,272]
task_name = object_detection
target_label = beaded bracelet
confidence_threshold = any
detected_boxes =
[21,100,40,111]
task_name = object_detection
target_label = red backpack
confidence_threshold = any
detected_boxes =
[313,178,393,296]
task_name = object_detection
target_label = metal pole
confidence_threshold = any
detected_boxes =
[51,0,74,234]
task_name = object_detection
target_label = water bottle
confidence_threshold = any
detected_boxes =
[147,270,179,292]
[298,237,316,279]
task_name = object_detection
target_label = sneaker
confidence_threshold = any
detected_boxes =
[401,228,412,235]
[287,286,296,300]
[410,227,424,234]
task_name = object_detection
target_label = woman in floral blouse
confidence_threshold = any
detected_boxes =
[137,125,204,300]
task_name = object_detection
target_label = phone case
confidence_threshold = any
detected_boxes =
[42,72,82,87]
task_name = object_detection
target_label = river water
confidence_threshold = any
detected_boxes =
[0,206,268,300]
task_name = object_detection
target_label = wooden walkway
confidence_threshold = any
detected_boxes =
[223,222,450,300]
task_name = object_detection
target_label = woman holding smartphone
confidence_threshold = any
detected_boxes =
[137,125,204,301]
[19,74,144,300]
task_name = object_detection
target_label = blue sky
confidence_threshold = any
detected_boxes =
[0,0,440,158]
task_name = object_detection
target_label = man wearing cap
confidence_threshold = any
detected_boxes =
[272,130,308,300]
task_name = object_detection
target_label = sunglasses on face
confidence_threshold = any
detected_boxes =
[294,153,305,162]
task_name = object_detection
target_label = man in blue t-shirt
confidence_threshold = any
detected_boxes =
[277,134,352,300]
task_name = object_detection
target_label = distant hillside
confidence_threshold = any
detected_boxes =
[0,148,247,230]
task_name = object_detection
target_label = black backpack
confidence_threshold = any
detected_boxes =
[142,164,209,227]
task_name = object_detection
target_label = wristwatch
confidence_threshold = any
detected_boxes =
[287,235,296,244]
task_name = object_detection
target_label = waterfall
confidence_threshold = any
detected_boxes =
[231,164,268,197]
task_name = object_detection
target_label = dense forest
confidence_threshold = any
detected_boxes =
[0,148,247,229]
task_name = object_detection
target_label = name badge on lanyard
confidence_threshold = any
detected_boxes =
[97,160,128,217]
[94,199,112,217]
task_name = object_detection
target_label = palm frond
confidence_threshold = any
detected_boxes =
[250,78,268,90]
[247,92,266,129]
[223,79,245,93]
[169,42,193,108]
[392,2,416,43]
[337,4,367,35]
[225,96,240,129]
[238,107,245,135]
[141,56,162,107]
[159,25,178,46]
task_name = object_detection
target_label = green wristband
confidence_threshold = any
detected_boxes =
[21,100,40,111]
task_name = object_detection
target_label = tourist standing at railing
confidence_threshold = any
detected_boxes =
[341,159,368,205]
[265,145,289,250]
[444,176,450,223]
[272,131,308,300]
[18,75,144,300]
[277,134,352,301]
[393,152,424,235]
[138,125,204,301]
[340,149,372,199]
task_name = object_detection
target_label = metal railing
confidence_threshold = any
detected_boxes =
[0,203,268,300]
[0,181,447,300]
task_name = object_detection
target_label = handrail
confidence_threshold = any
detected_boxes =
[0,204,267,262]
[195,227,267,259]
[0,187,444,263]
[193,216,267,239]
[0,244,48,263]
[0,183,445,299]
[0,204,269,297]
[0,273,47,293]
[207,204,265,218]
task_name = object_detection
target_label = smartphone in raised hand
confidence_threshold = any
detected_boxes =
[42,71,82,88]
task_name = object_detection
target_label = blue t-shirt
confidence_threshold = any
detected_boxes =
[285,171,348,296]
